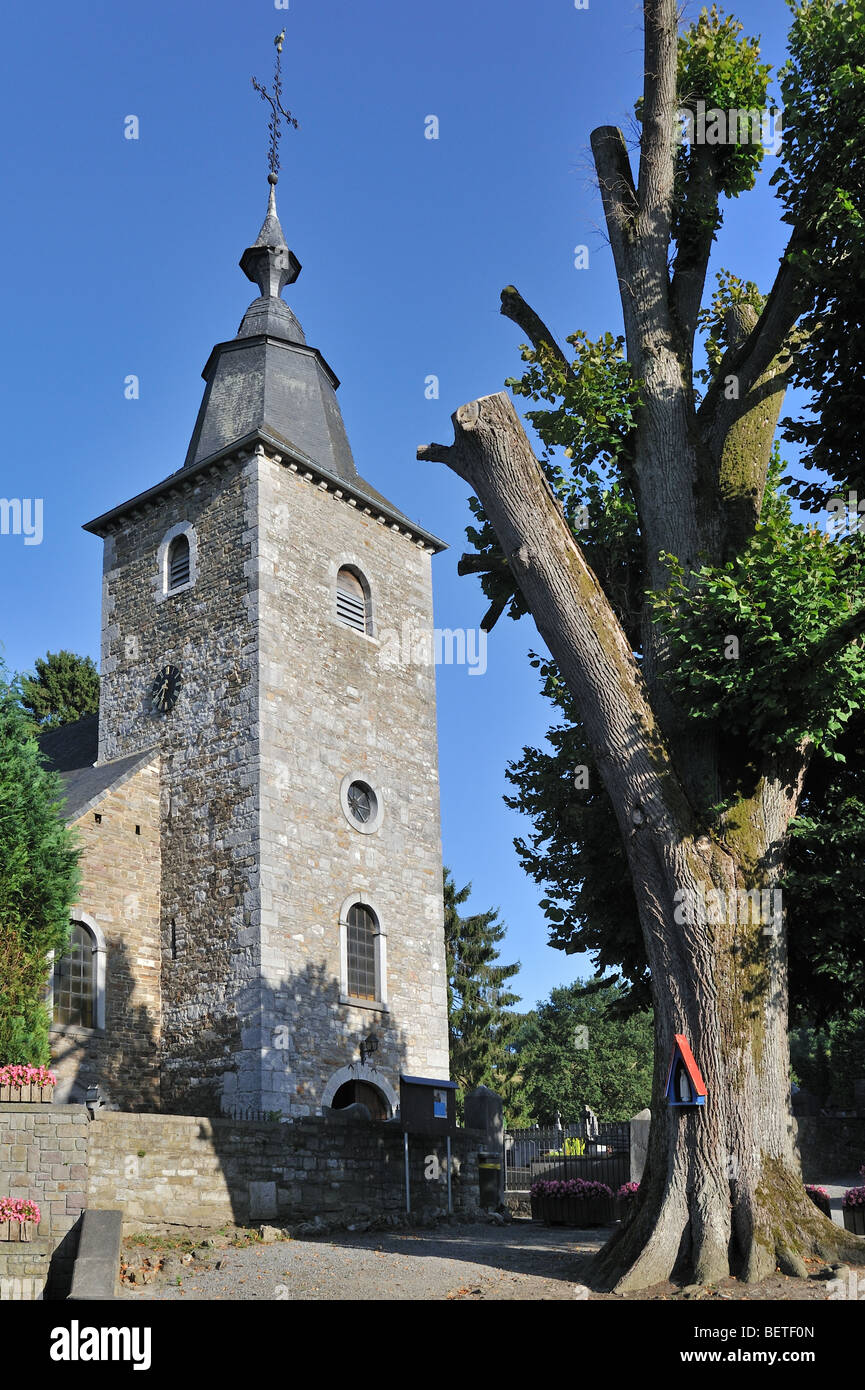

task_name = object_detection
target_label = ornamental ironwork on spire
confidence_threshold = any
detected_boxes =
[240,32,301,298]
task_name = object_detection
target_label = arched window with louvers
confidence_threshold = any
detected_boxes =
[335,566,371,635]
[157,522,198,602]
[167,534,190,591]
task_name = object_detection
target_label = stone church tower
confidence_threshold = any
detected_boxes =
[73,178,450,1118]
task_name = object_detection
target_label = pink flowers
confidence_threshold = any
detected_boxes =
[805,1184,831,1215]
[0,1065,56,1088]
[530,1178,614,1200]
[0,1198,41,1225]
[844,1167,865,1209]
[617,1181,641,1202]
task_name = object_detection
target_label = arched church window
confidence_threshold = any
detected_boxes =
[336,567,370,634]
[53,921,96,1028]
[167,534,191,591]
[157,523,197,602]
[346,903,378,1000]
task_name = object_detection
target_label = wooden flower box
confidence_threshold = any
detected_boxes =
[0,1221,37,1242]
[531,1194,615,1227]
[0,1084,55,1103]
[842,1207,865,1236]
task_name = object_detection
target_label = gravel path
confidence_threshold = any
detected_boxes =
[119,1212,858,1302]
[120,1221,603,1302]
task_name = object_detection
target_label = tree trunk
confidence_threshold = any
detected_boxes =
[419,393,865,1289]
[595,826,862,1291]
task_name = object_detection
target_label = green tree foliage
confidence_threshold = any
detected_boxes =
[19,651,99,731]
[790,1010,865,1111]
[516,979,653,1124]
[773,0,865,508]
[484,4,865,1033]
[443,868,527,1121]
[426,0,865,1286]
[0,671,80,1064]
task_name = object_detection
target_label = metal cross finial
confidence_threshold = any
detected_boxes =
[251,30,299,185]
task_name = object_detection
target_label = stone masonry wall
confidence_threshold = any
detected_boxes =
[86,1110,481,1228]
[253,452,450,1116]
[96,455,261,1113]
[93,440,450,1116]
[51,758,162,1110]
[0,1104,89,1297]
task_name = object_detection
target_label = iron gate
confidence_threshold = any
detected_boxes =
[504,1120,631,1191]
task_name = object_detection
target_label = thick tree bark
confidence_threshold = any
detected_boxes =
[418,0,865,1291]
[419,395,865,1289]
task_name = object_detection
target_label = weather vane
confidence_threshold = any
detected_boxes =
[252,30,299,185]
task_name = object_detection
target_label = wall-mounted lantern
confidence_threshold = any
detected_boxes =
[665,1034,707,1107]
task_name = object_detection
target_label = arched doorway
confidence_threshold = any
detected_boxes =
[320,1064,398,1118]
[330,1079,388,1120]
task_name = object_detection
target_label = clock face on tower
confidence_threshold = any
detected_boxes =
[151,663,182,714]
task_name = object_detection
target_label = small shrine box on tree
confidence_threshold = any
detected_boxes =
[665,1034,708,1107]
[399,1075,457,1132]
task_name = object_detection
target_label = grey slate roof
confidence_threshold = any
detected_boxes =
[38,713,99,773]
[83,185,446,552]
[39,715,157,824]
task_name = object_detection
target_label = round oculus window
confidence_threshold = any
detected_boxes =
[339,773,384,835]
[347,781,376,825]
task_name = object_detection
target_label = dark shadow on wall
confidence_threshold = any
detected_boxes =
[244,961,410,1121]
[50,935,160,1111]
[159,960,410,1120]
[163,962,418,1230]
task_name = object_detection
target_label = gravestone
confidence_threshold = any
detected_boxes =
[630,1108,651,1183]
[465,1086,504,1207]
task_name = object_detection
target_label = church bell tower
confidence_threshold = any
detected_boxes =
[84,39,450,1116]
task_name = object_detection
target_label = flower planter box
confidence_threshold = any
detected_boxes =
[0,1063,57,1103]
[531,1194,614,1227]
[0,1221,38,1242]
[0,1083,55,1103]
[843,1207,865,1236]
[0,1085,54,1103]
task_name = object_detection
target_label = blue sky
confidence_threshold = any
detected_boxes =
[0,0,803,1011]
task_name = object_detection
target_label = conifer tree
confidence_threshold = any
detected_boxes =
[443,868,525,1119]
[19,651,99,731]
[0,671,80,1064]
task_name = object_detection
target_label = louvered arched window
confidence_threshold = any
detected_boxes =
[167,534,191,591]
[336,567,370,634]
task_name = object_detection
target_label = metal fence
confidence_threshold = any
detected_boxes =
[504,1121,631,1191]
[218,1105,285,1123]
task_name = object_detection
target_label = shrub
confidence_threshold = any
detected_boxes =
[617,1181,641,1202]
[0,674,80,1065]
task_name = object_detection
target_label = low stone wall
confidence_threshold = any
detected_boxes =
[0,1103,90,1297]
[795,1116,865,1180]
[87,1109,483,1228]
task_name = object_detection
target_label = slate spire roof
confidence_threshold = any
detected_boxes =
[84,175,445,552]
[183,181,359,485]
